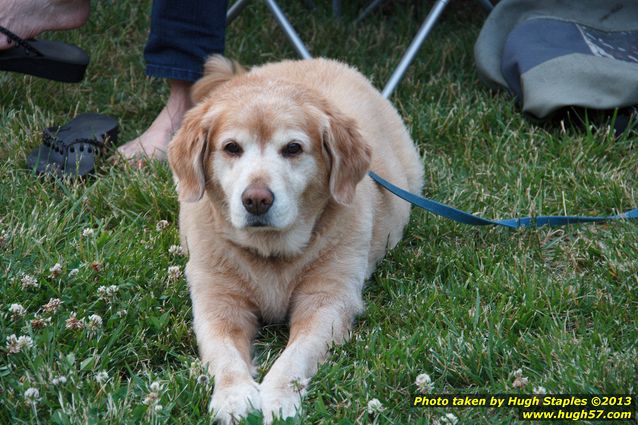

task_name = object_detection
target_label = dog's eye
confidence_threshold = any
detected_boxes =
[223,141,243,156]
[282,142,303,158]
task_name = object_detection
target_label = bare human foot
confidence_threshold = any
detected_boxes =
[0,0,90,50]
[117,79,194,162]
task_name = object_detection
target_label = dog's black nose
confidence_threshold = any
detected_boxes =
[242,185,274,216]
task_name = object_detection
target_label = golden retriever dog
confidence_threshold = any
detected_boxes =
[167,55,423,424]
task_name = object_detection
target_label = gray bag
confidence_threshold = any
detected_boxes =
[474,0,638,120]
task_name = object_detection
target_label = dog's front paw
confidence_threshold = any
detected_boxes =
[260,378,306,424]
[209,380,260,424]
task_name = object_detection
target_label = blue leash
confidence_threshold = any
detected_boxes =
[369,171,638,229]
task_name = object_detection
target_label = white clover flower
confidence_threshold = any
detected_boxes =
[97,286,107,298]
[20,274,39,289]
[82,228,95,237]
[17,335,34,351]
[168,245,184,256]
[31,315,51,329]
[115,309,128,318]
[156,220,170,231]
[88,313,103,325]
[95,371,109,384]
[143,392,159,405]
[6,334,20,354]
[154,404,163,412]
[533,386,547,395]
[189,360,203,376]
[438,413,459,425]
[367,398,385,414]
[68,268,79,278]
[149,381,163,393]
[51,376,67,385]
[49,263,63,278]
[24,387,40,404]
[512,368,529,389]
[9,303,26,318]
[42,298,63,314]
[7,334,35,354]
[415,373,434,393]
[87,314,103,333]
[167,265,182,281]
[98,285,119,302]
[65,312,85,330]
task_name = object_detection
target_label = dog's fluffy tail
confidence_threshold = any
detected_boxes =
[191,55,247,103]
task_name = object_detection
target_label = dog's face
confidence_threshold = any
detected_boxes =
[209,88,325,231]
[168,70,371,255]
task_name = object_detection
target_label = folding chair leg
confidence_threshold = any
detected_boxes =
[382,0,450,98]
[264,0,312,59]
[333,0,342,17]
[227,0,312,59]
[227,0,251,25]
[354,0,387,25]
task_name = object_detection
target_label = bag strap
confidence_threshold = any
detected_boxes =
[369,171,638,228]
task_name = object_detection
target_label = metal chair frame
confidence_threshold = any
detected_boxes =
[227,0,311,59]
[226,0,493,98]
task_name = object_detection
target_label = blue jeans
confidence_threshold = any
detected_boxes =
[144,0,229,82]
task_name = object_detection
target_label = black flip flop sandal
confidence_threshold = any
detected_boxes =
[27,113,119,177]
[0,26,89,83]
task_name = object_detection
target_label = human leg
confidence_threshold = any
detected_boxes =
[116,79,192,161]
[0,0,90,50]
[117,0,228,160]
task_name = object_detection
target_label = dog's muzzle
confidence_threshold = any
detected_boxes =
[241,184,275,223]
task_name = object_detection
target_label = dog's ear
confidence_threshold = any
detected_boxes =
[191,55,246,103]
[167,108,211,203]
[170,55,243,202]
[322,107,371,205]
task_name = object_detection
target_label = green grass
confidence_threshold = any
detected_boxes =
[1,1,636,424]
